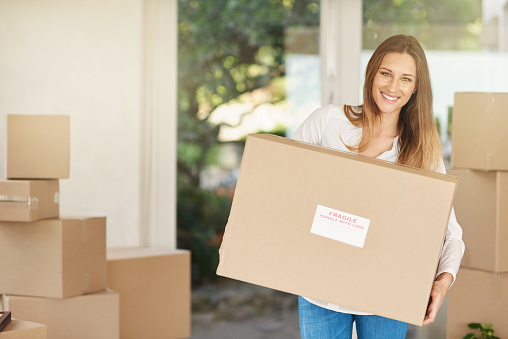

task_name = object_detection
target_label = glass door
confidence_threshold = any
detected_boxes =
[177,0,321,284]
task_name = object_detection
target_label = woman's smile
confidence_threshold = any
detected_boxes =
[381,92,399,102]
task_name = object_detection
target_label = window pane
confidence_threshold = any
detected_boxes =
[361,0,508,165]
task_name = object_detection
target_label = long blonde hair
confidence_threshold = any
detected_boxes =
[344,35,442,171]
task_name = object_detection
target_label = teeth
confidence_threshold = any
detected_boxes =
[382,92,398,101]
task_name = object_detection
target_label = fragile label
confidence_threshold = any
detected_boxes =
[311,205,370,248]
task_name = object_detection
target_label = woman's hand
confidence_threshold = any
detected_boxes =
[422,272,453,325]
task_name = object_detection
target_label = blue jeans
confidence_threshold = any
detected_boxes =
[298,296,408,339]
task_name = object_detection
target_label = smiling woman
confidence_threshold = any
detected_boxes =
[344,35,442,171]
[292,34,465,339]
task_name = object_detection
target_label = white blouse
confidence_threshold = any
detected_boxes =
[292,104,465,315]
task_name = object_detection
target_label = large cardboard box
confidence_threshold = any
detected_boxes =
[451,92,508,171]
[0,217,106,298]
[0,319,47,339]
[447,268,508,339]
[447,169,508,272]
[1,290,119,339]
[5,115,70,179]
[217,134,458,326]
[107,247,191,339]
[0,180,59,222]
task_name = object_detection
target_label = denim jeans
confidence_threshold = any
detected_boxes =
[298,296,408,339]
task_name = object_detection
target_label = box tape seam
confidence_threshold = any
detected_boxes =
[0,196,39,210]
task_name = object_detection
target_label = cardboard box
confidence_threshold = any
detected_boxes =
[0,319,47,339]
[447,268,508,339]
[0,180,59,222]
[447,169,508,272]
[107,247,191,339]
[451,92,508,171]
[1,290,119,339]
[6,115,70,179]
[217,134,458,326]
[0,217,106,298]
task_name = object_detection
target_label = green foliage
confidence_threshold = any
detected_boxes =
[177,186,232,283]
[363,0,479,25]
[177,0,319,283]
[464,323,500,339]
[447,106,453,138]
[178,0,319,120]
[362,0,482,50]
[435,116,441,138]
[178,0,319,188]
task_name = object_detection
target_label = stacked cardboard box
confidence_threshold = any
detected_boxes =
[107,247,191,339]
[0,115,67,222]
[0,115,191,338]
[0,319,47,339]
[447,93,508,338]
[1,291,118,339]
[0,115,119,339]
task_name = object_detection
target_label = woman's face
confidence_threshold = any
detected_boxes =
[371,52,417,117]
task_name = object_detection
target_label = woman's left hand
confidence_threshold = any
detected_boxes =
[422,272,453,325]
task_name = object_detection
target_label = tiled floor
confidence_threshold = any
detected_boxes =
[191,310,300,339]
[190,281,448,339]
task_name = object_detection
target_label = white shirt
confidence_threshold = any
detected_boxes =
[292,104,465,315]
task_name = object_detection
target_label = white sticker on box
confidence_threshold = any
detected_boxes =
[311,205,370,248]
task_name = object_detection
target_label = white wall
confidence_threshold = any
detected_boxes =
[0,0,176,248]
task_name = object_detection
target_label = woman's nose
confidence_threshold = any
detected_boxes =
[387,78,398,92]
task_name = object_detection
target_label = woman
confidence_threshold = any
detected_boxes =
[293,35,464,338]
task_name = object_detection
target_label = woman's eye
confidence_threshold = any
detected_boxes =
[401,77,412,82]
[381,72,390,77]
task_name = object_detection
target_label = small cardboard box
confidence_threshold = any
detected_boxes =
[107,247,191,339]
[5,115,70,179]
[451,92,508,171]
[217,134,458,326]
[0,179,59,222]
[447,268,508,339]
[447,169,508,272]
[0,319,47,339]
[0,217,106,298]
[1,290,119,339]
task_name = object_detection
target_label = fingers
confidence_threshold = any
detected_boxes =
[422,286,442,325]
[422,303,437,325]
[422,276,452,326]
